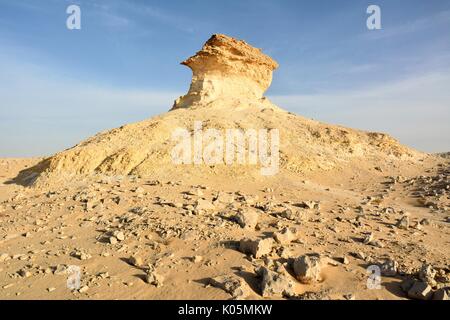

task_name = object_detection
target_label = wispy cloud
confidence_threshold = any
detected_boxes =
[0,53,179,157]
[362,9,450,40]
[120,2,208,34]
[97,10,132,28]
[270,72,450,153]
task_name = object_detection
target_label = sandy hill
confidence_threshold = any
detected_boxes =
[15,34,423,187]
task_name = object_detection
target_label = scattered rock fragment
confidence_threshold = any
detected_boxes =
[297,201,320,210]
[433,288,449,300]
[114,231,125,241]
[341,256,349,265]
[209,274,251,299]
[0,253,10,262]
[192,255,203,263]
[292,254,323,284]
[380,259,398,277]
[362,233,374,244]
[18,269,32,278]
[273,227,297,245]
[344,293,356,300]
[353,251,366,261]
[214,192,234,204]
[400,278,415,293]
[145,266,164,287]
[79,285,89,293]
[407,281,433,300]
[257,266,295,298]
[418,263,437,286]
[239,238,273,258]
[71,250,92,261]
[129,255,143,267]
[234,209,258,230]
[275,207,298,220]
[396,216,410,230]
[53,264,69,275]
[194,199,215,213]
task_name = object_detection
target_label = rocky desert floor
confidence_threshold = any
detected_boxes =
[0,155,448,300]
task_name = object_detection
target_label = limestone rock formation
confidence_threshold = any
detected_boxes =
[14,34,423,187]
[172,34,278,109]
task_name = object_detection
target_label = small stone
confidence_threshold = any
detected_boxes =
[407,281,433,300]
[18,269,32,278]
[195,199,215,212]
[109,236,118,245]
[362,233,374,244]
[258,266,295,298]
[145,267,164,287]
[215,192,234,204]
[47,287,56,292]
[273,227,297,245]
[78,285,89,293]
[420,218,431,226]
[396,216,410,230]
[210,275,251,299]
[369,240,384,248]
[129,255,143,267]
[418,263,437,286]
[380,259,398,277]
[235,209,259,230]
[293,254,323,284]
[133,186,145,194]
[400,278,415,293]
[239,238,273,258]
[344,293,356,300]
[278,208,295,220]
[192,256,203,263]
[341,256,349,265]
[0,253,10,262]
[115,231,125,241]
[433,288,449,300]
[354,251,366,261]
[71,250,91,260]
[298,201,319,210]
[53,264,68,275]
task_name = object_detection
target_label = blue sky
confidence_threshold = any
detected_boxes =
[0,0,449,157]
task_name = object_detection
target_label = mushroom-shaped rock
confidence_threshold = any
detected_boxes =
[172,34,279,109]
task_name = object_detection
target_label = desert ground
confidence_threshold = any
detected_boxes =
[0,34,448,300]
